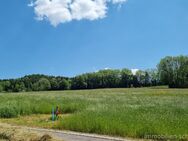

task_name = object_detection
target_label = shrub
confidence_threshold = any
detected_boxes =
[0,105,18,118]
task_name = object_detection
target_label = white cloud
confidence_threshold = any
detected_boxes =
[104,67,111,70]
[29,0,127,26]
[131,69,139,75]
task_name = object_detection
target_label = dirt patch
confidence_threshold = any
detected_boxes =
[0,114,70,129]
[0,123,62,141]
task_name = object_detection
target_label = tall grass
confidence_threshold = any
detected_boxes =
[0,88,188,140]
[0,92,87,118]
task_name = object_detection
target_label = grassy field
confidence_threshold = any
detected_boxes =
[0,88,188,140]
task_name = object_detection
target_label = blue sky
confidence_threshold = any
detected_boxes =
[0,0,188,79]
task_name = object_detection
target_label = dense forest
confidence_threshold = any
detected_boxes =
[0,55,188,92]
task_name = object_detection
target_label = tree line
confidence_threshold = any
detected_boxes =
[0,55,188,92]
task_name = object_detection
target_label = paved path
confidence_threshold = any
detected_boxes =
[28,127,130,141]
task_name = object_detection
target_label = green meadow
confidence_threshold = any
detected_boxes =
[0,88,188,140]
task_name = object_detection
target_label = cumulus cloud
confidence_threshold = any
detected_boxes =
[29,0,127,26]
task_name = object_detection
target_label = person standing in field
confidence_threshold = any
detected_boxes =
[55,106,60,120]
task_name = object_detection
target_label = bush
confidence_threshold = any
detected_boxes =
[0,105,18,118]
